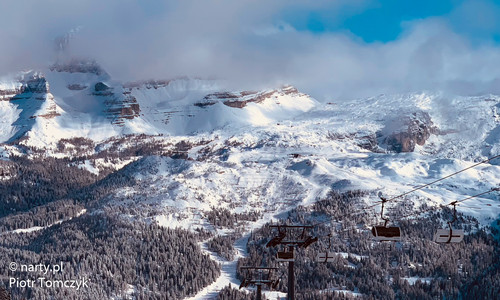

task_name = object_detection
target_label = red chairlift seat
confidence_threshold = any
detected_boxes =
[371,226,402,242]
[371,196,402,242]
[276,251,294,262]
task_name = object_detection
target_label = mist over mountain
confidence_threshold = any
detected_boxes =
[2,0,500,100]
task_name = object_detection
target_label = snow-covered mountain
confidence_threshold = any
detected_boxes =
[1,60,500,230]
[0,60,316,147]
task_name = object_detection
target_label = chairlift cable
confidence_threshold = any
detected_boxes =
[396,188,499,220]
[450,187,500,205]
[316,154,500,226]
[313,155,500,226]
[375,154,500,205]
[312,187,498,242]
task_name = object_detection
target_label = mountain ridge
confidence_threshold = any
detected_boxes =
[0,61,316,146]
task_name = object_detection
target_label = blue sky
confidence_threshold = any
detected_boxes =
[282,0,500,43]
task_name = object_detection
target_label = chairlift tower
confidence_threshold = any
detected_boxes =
[266,224,318,300]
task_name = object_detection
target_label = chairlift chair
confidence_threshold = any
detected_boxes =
[371,197,402,242]
[433,202,464,243]
[371,226,402,242]
[433,229,464,243]
[316,252,337,263]
[316,233,337,262]
[276,251,294,262]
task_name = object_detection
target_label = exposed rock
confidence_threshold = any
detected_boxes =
[5,73,50,102]
[385,132,415,153]
[24,75,49,93]
[327,131,383,153]
[0,87,23,101]
[50,59,107,76]
[1,73,50,101]
[123,79,172,90]
[384,111,437,152]
[224,90,274,108]
[30,94,61,119]
[94,82,110,92]
[194,100,217,108]
[104,95,141,125]
[203,85,300,108]
[67,84,87,90]
[357,133,381,152]
[93,82,113,96]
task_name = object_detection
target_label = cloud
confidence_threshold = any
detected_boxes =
[1,0,500,100]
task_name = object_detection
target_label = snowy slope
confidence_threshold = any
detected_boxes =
[83,89,500,238]
[1,63,499,227]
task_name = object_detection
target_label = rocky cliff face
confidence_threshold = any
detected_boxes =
[50,59,108,77]
[0,73,49,101]
[93,82,141,125]
[123,79,172,90]
[0,87,23,101]
[34,94,61,119]
[197,85,303,108]
[104,94,141,125]
[384,111,437,152]
[23,73,50,94]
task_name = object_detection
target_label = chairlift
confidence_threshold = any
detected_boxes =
[316,252,337,262]
[276,251,294,262]
[371,226,402,242]
[316,233,337,263]
[371,197,402,242]
[433,202,464,243]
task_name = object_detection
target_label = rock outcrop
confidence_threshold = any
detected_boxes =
[50,59,108,76]
[384,111,437,152]
[23,74,49,94]
[198,85,302,108]
[98,85,141,125]
[0,87,23,101]
[104,94,141,125]
[1,73,50,101]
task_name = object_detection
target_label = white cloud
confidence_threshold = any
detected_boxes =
[1,0,500,100]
